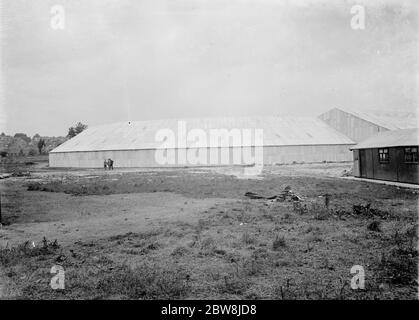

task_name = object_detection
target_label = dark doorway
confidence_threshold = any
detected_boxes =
[359,149,367,178]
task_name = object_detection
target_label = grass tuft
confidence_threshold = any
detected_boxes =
[272,235,286,251]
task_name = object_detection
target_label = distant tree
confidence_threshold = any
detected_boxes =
[67,122,88,138]
[28,149,37,156]
[0,132,5,137]
[33,133,41,140]
[8,138,28,156]
[14,133,31,143]
[37,139,46,154]
[67,127,76,138]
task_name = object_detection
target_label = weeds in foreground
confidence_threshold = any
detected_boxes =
[218,272,250,295]
[171,246,190,257]
[96,262,190,299]
[272,277,353,300]
[242,231,257,245]
[0,237,60,267]
[293,202,308,215]
[311,203,330,220]
[272,235,286,251]
[377,226,418,285]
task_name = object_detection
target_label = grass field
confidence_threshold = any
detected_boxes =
[0,159,417,299]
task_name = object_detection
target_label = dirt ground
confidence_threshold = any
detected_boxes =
[0,158,417,299]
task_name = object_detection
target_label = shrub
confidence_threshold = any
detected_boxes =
[272,235,286,251]
[367,220,381,232]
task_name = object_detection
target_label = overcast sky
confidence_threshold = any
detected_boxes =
[0,0,418,136]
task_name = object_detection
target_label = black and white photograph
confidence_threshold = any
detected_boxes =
[0,0,418,307]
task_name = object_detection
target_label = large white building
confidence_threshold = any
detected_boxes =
[319,107,418,143]
[49,116,355,168]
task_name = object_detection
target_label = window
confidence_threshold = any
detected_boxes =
[378,148,389,163]
[405,147,418,163]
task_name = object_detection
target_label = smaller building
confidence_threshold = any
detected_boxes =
[350,128,419,184]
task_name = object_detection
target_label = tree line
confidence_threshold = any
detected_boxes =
[0,122,88,157]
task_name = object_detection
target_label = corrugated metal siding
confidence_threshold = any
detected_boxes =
[50,116,354,153]
[338,108,419,130]
[49,144,353,168]
[320,107,418,131]
[319,108,389,142]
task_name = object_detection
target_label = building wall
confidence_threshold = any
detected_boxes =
[319,109,388,142]
[397,150,419,183]
[49,144,353,168]
[353,147,419,184]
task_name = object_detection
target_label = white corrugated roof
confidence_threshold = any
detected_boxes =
[335,107,418,130]
[51,116,355,153]
[351,128,419,150]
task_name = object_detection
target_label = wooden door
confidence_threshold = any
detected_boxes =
[359,149,367,178]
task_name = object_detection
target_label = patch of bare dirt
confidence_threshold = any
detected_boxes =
[0,191,234,247]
